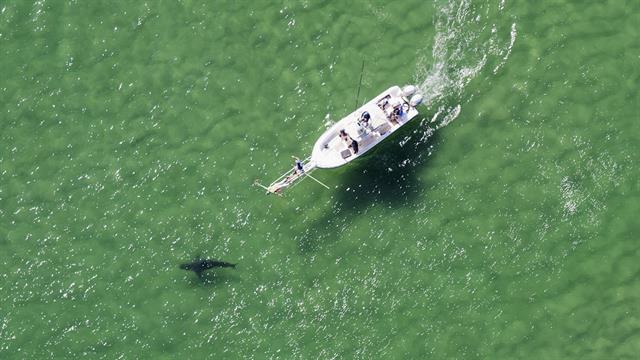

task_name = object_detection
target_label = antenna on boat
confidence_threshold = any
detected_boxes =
[354,60,365,110]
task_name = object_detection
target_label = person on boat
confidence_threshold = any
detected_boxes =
[339,129,350,142]
[377,95,390,111]
[266,158,305,195]
[359,111,371,125]
[390,106,402,124]
[339,129,359,154]
[294,157,304,174]
[277,157,304,185]
[358,111,373,133]
[349,139,359,154]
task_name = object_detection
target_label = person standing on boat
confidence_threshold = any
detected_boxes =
[350,139,359,154]
[339,129,350,142]
[340,129,359,154]
[294,157,304,174]
[359,111,371,126]
[358,111,373,133]
[269,160,301,195]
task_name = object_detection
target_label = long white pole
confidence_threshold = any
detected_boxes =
[291,155,330,190]
[304,172,330,189]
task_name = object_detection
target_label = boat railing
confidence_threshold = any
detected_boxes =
[254,156,328,196]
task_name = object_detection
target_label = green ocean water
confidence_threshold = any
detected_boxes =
[1,0,638,358]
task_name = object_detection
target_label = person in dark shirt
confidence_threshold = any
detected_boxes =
[339,129,359,154]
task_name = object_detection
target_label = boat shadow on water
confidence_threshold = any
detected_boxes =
[298,117,442,253]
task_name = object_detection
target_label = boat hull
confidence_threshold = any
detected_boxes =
[311,86,420,169]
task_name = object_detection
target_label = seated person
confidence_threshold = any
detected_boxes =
[377,95,391,110]
[390,107,401,123]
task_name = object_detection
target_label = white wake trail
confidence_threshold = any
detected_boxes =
[415,0,517,131]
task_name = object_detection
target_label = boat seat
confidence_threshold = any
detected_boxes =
[375,122,391,135]
[340,149,352,159]
[358,134,375,148]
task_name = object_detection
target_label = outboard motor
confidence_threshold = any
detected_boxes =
[409,93,424,107]
[402,85,417,97]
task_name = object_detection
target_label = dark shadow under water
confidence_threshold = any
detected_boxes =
[179,256,240,286]
[185,269,239,286]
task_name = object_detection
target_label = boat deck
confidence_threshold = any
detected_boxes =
[311,86,419,168]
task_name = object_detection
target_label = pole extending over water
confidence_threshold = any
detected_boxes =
[290,156,330,190]
[354,60,365,110]
[304,172,330,189]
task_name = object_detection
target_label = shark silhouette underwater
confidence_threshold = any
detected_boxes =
[179,258,236,279]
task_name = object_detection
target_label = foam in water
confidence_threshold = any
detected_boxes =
[416,0,517,131]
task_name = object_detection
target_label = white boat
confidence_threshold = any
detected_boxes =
[255,84,424,195]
